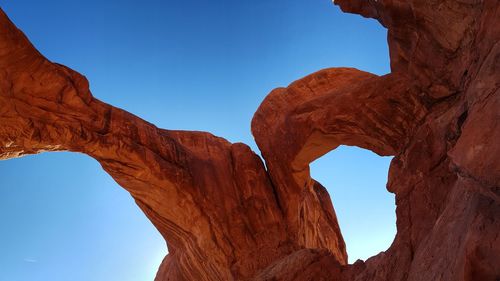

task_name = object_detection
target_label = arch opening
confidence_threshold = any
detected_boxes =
[0,152,166,281]
[310,145,396,263]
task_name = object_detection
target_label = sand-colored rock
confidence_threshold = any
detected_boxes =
[0,0,499,280]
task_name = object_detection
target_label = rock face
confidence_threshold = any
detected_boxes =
[0,1,499,280]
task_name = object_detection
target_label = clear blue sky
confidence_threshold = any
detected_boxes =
[0,1,395,280]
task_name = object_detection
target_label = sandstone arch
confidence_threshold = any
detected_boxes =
[1,1,499,280]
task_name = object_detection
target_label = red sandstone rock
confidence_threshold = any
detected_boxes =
[0,1,499,280]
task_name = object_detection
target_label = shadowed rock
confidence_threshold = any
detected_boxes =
[0,1,498,280]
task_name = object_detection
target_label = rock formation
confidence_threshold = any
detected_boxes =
[0,0,498,280]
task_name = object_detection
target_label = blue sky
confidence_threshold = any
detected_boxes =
[0,0,394,279]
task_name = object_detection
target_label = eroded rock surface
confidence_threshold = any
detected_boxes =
[0,1,499,280]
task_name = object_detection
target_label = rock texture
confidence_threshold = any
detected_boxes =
[0,1,499,280]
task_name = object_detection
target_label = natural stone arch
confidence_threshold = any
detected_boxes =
[1,0,499,280]
[251,67,426,264]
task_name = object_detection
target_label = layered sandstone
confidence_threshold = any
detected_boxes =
[0,1,499,280]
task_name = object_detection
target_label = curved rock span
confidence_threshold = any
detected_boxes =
[0,1,499,280]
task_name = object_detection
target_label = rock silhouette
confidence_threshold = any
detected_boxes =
[0,1,499,280]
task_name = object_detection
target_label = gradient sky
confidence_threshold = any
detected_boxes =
[0,1,395,280]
